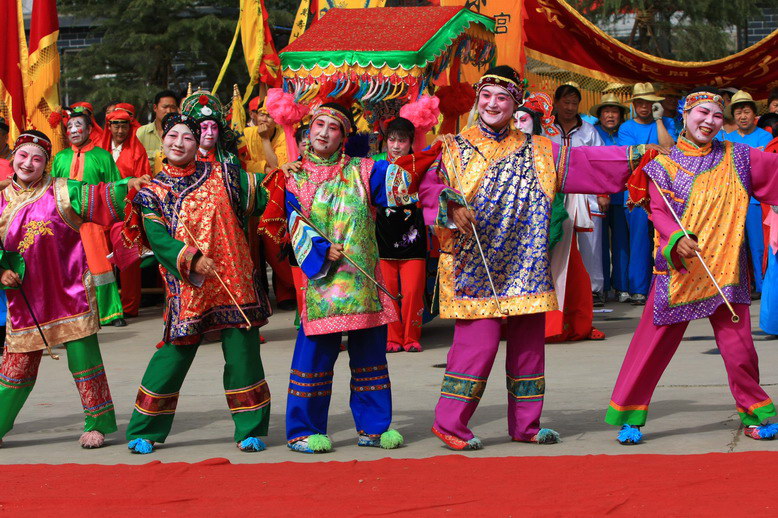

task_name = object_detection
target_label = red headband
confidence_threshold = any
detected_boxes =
[14,132,52,160]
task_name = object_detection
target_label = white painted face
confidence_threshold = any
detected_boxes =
[478,85,517,131]
[199,120,219,151]
[162,124,198,166]
[66,116,90,147]
[515,111,534,134]
[309,115,344,158]
[683,102,724,146]
[12,144,47,186]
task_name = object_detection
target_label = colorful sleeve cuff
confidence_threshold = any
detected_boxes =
[242,170,260,216]
[0,250,25,290]
[662,229,695,273]
[627,145,647,172]
[289,211,330,279]
[178,245,204,287]
[436,188,467,228]
[555,144,572,192]
[384,163,418,206]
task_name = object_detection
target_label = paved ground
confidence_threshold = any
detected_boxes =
[2,297,778,465]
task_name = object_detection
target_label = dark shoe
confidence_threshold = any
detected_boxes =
[112,318,128,327]
[631,294,647,306]
[752,291,762,301]
[277,299,297,311]
[593,292,605,307]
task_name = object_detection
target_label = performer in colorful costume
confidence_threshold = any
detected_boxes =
[181,91,240,165]
[0,131,147,448]
[98,103,150,319]
[419,66,650,450]
[124,114,273,454]
[544,85,606,341]
[373,117,427,353]
[282,103,434,453]
[241,98,297,311]
[52,105,125,326]
[606,89,778,444]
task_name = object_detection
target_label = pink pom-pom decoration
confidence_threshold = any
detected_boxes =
[265,88,310,160]
[400,95,441,152]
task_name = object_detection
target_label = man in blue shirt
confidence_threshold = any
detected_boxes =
[723,90,774,297]
[658,86,683,140]
[616,83,675,305]
[591,93,628,303]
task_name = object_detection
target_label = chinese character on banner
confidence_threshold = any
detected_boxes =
[464,0,486,12]
[494,12,511,34]
[444,0,523,68]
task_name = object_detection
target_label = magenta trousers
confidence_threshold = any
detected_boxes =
[433,313,546,441]
[607,286,775,427]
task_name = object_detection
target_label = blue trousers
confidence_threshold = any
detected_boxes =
[745,204,765,293]
[625,206,653,296]
[602,205,630,293]
[286,325,392,443]
[760,249,778,334]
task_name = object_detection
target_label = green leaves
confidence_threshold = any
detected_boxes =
[568,0,762,60]
[59,0,249,122]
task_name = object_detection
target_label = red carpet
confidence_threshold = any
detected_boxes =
[2,452,777,516]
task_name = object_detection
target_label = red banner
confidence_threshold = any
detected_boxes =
[27,0,64,153]
[524,0,778,94]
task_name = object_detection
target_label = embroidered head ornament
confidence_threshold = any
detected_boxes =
[474,65,524,105]
[14,131,52,161]
[682,92,724,113]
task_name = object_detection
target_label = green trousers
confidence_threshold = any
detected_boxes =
[125,327,270,443]
[0,333,117,439]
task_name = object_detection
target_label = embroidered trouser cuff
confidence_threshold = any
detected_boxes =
[126,327,270,443]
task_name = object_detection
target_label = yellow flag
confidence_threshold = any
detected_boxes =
[289,0,311,44]
[241,0,263,92]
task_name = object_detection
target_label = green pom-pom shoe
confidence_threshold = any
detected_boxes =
[288,434,332,454]
[357,429,404,449]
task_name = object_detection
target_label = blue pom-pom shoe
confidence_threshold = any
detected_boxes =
[744,423,778,440]
[237,437,266,452]
[128,438,155,454]
[617,425,643,445]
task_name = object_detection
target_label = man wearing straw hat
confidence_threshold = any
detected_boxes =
[723,90,774,299]
[591,94,630,303]
[616,82,675,306]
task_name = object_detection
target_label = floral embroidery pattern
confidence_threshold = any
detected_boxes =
[17,220,53,253]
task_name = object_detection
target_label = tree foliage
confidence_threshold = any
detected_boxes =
[569,0,764,61]
[59,0,250,122]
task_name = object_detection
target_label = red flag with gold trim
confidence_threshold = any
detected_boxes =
[27,0,64,154]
